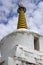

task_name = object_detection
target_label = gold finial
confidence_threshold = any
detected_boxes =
[17,2,27,29]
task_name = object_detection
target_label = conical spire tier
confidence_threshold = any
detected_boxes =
[17,2,27,29]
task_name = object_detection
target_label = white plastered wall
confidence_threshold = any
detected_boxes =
[3,57,15,65]
[39,37,43,52]
[1,30,34,60]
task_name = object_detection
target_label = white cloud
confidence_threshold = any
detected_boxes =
[26,1,43,35]
[33,2,43,34]
[0,17,18,40]
[0,0,43,40]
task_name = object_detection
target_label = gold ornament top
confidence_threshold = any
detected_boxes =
[19,2,23,7]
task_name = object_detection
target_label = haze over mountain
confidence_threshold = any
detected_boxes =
[0,0,43,40]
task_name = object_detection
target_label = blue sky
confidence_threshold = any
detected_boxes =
[0,0,43,40]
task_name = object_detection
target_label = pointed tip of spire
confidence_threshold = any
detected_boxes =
[19,2,23,7]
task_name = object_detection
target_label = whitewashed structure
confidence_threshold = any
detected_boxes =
[0,2,43,65]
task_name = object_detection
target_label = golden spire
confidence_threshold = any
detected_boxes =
[17,2,27,29]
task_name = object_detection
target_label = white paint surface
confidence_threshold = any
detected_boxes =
[0,29,43,65]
